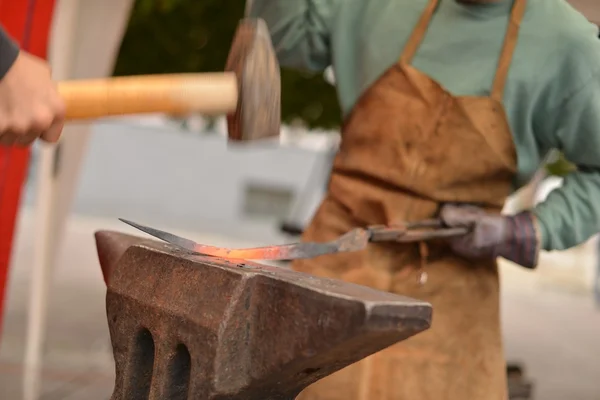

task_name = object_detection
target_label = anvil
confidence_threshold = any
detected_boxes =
[95,231,432,400]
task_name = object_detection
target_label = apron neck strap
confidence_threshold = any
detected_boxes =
[491,0,527,102]
[398,0,528,102]
[399,0,439,65]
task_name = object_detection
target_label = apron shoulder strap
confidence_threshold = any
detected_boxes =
[491,0,528,102]
[399,0,439,65]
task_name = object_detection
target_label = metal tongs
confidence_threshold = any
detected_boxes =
[119,218,468,261]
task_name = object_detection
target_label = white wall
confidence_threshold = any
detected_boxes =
[24,121,332,242]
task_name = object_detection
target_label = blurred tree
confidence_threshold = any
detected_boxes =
[113,0,342,129]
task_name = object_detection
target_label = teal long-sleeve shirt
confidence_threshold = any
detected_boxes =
[249,0,600,252]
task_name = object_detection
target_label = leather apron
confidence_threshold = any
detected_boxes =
[294,1,526,399]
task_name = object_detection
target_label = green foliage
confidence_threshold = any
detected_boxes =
[113,0,342,129]
[544,152,577,177]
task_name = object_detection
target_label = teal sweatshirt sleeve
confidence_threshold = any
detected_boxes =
[247,0,339,72]
[532,33,600,251]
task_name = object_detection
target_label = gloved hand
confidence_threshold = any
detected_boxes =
[440,204,540,269]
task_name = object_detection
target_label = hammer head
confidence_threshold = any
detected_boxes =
[95,231,431,399]
[226,18,281,142]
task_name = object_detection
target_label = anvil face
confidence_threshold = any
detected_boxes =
[95,231,432,400]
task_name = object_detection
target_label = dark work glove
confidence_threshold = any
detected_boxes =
[0,25,19,79]
[440,204,540,269]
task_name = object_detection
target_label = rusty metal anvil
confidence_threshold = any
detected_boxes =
[95,231,432,399]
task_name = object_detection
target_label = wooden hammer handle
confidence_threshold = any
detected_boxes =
[58,73,239,120]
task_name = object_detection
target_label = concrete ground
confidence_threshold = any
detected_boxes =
[0,209,599,399]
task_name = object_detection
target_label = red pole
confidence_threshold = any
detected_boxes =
[0,0,56,335]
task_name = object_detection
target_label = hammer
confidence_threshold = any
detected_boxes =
[57,18,280,142]
[95,231,432,399]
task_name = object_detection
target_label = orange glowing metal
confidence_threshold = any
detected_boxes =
[119,218,370,261]
[191,245,294,260]
[118,218,470,262]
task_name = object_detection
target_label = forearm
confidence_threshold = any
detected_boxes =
[533,169,600,251]
[529,39,600,251]
[0,25,19,79]
[248,0,337,71]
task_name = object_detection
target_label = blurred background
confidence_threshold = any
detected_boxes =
[0,0,599,399]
